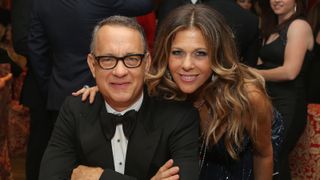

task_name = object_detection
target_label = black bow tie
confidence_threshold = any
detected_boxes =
[100,109,138,140]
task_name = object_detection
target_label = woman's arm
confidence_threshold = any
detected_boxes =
[256,19,314,81]
[0,73,12,90]
[245,87,273,180]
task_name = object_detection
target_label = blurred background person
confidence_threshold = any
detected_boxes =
[0,73,12,90]
[11,0,52,179]
[236,0,254,11]
[0,7,26,83]
[289,1,320,179]
[306,0,320,112]
[255,0,314,179]
[0,70,12,180]
[1,6,30,180]
[236,0,261,17]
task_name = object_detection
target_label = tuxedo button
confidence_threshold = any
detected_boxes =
[117,139,120,142]
[119,162,123,165]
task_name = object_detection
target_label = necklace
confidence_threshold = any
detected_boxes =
[199,107,213,172]
[199,134,208,172]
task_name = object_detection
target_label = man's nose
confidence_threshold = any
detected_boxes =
[112,60,128,77]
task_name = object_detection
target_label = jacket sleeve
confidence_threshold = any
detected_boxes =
[39,97,78,180]
[100,169,136,180]
[28,0,52,98]
[169,107,200,180]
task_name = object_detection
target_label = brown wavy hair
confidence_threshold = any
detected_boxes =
[260,0,307,40]
[146,4,270,159]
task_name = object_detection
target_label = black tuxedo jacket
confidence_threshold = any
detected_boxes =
[39,93,200,180]
[28,0,153,111]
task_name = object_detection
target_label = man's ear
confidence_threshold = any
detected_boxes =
[87,53,96,78]
[144,52,151,72]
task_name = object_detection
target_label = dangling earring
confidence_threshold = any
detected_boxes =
[211,73,216,82]
[294,4,297,13]
[166,69,173,80]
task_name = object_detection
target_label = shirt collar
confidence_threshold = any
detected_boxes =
[105,92,143,115]
[190,0,198,4]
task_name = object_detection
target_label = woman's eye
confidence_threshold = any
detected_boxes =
[195,51,208,57]
[171,50,183,56]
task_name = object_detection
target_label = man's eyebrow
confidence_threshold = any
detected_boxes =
[97,52,144,56]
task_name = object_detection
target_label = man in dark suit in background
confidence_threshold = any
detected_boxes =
[12,0,52,179]
[39,16,199,180]
[156,0,260,66]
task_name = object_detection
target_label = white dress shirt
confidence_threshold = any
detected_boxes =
[104,93,143,174]
[191,0,198,4]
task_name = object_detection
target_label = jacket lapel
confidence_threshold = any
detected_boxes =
[124,94,162,178]
[79,93,114,170]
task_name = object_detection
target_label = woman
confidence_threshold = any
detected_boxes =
[290,1,320,179]
[256,0,313,179]
[75,4,275,180]
[147,4,273,180]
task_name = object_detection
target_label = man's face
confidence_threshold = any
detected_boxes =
[87,25,150,111]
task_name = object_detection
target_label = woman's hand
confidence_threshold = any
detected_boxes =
[151,159,180,180]
[71,165,103,180]
[72,85,99,104]
[0,73,12,90]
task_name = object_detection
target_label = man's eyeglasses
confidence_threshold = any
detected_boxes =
[91,53,146,70]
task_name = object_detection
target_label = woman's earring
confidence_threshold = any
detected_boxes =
[294,4,297,12]
[167,69,173,80]
[211,73,216,82]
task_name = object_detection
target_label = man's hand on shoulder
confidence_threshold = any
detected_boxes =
[71,165,104,180]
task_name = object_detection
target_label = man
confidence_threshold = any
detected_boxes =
[28,0,153,121]
[39,16,199,180]
[11,1,51,179]
[156,0,260,66]
[23,1,152,178]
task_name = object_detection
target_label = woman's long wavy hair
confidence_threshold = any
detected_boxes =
[146,4,269,159]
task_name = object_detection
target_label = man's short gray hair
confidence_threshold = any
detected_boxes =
[90,15,147,53]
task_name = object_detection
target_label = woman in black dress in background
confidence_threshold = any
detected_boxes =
[255,0,314,179]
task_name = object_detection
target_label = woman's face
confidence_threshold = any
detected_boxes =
[270,0,296,19]
[236,0,253,10]
[168,27,213,94]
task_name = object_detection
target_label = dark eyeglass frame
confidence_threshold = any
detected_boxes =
[91,53,146,70]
